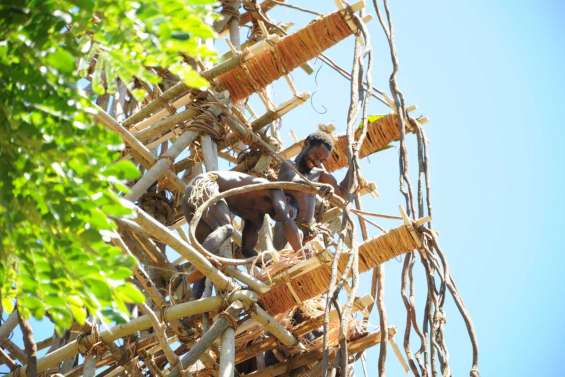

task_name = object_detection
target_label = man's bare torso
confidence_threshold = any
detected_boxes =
[213,171,275,222]
[278,161,323,224]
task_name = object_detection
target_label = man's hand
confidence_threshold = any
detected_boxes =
[318,183,334,200]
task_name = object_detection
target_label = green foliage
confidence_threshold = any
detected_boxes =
[0,0,217,333]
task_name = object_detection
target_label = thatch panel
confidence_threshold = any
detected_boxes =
[324,114,404,172]
[260,224,421,315]
[216,10,353,101]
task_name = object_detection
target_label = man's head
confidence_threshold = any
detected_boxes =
[296,131,333,173]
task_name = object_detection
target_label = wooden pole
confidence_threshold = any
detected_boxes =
[135,107,199,143]
[224,266,270,294]
[221,93,309,147]
[168,300,244,377]
[0,311,18,341]
[0,347,17,370]
[228,0,241,49]
[125,130,197,201]
[122,54,244,128]
[93,105,185,193]
[129,93,193,132]
[201,134,219,171]
[82,355,96,377]
[250,304,299,348]
[218,327,236,377]
[9,297,223,377]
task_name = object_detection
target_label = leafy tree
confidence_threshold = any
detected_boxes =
[0,0,217,333]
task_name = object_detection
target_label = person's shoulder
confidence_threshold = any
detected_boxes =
[281,160,295,169]
[278,160,295,178]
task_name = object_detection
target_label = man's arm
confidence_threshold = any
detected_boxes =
[241,219,262,258]
[271,190,302,251]
[318,165,354,199]
[277,160,298,182]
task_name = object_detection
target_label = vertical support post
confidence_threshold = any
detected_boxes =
[168,301,244,377]
[83,355,96,377]
[125,130,197,201]
[219,327,236,377]
[201,134,219,171]
[228,0,241,49]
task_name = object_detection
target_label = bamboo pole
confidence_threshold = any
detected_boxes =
[122,54,244,128]
[249,304,299,348]
[125,130,197,201]
[218,327,235,377]
[168,301,245,377]
[2,341,25,363]
[123,84,191,128]
[228,0,241,48]
[0,311,18,341]
[140,304,181,372]
[135,107,199,143]
[0,347,17,370]
[224,267,270,294]
[93,105,185,193]
[238,0,281,28]
[222,93,309,147]
[82,355,96,377]
[201,134,219,171]
[9,297,223,377]
[113,235,166,307]
[130,93,193,132]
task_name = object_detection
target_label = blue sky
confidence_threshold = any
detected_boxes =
[264,1,565,376]
[3,1,564,376]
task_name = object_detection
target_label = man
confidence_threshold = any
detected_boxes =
[274,131,353,247]
[182,170,301,298]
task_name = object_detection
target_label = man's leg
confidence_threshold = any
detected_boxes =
[192,200,233,299]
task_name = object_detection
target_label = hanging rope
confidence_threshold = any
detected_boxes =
[372,1,480,376]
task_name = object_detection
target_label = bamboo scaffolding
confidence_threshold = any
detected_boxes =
[131,205,236,292]
[0,2,480,376]
[168,300,245,377]
[9,297,224,377]
[241,328,396,377]
[122,53,245,128]
[125,130,197,201]
[93,105,186,193]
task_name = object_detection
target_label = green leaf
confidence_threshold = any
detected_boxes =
[103,160,140,180]
[46,48,76,73]
[85,277,113,303]
[70,302,87,325]
[107,266,134,280]
[115,282,145,304]
[187,0,217,4]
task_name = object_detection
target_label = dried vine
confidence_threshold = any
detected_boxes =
[372,0,480,376]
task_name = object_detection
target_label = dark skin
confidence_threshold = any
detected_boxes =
[183,171,302,298]
[274,141,354,247]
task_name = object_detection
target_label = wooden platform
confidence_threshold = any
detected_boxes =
[259,222,422,315]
